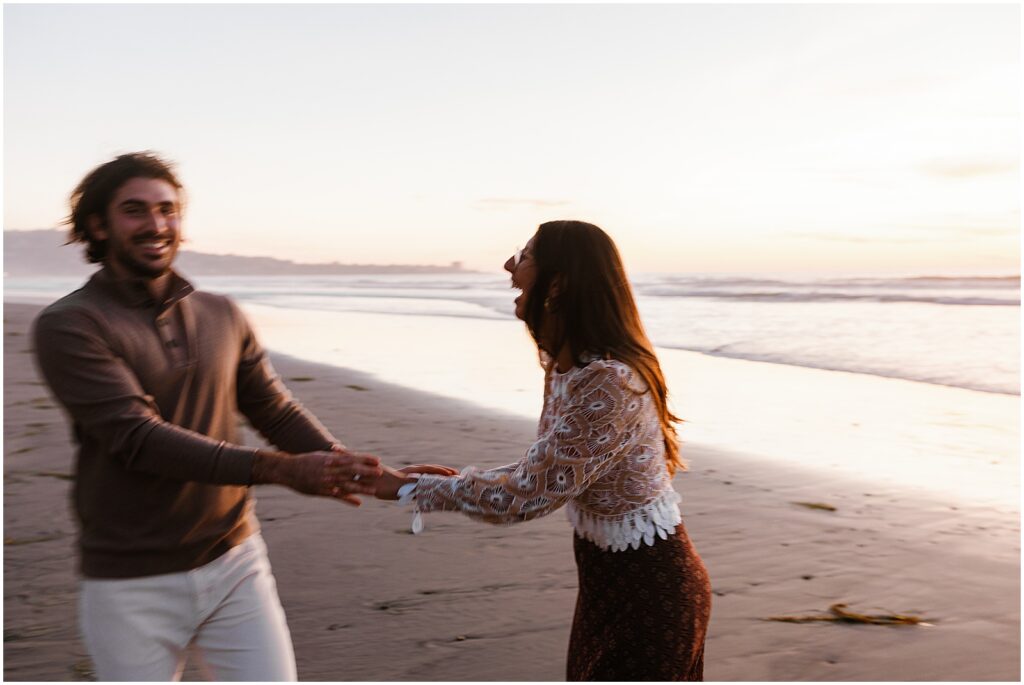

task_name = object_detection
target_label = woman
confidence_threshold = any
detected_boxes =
[376,220,711,681]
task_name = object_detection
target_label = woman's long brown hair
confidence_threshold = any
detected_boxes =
[523,220,685,474]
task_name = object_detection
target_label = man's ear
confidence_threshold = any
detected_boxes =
[87,214,108,242]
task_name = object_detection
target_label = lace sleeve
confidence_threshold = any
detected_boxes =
[413,361,644,524]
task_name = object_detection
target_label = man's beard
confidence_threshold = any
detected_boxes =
[107,239,177,279]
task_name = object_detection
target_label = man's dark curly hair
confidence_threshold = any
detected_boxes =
[66,152,184,263]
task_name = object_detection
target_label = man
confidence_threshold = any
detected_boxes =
[32,152,435,680]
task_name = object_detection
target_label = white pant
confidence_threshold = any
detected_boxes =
[79,533,297,681]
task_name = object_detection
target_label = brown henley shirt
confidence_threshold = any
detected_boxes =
[33,267,338,578]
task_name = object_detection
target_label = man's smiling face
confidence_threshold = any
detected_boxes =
[90,177,182,279]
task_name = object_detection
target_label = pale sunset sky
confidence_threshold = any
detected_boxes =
[3,3,1020,275]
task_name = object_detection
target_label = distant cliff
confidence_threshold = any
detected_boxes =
[3,229,470,277]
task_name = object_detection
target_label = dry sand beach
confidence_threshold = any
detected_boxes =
[3,300,1020,681]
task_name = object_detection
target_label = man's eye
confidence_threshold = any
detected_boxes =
[161,206,177,215]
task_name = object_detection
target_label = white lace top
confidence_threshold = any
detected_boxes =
[407,358,682,552]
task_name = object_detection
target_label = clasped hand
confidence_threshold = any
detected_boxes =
[255,446,456,506]
[324,445,457,502]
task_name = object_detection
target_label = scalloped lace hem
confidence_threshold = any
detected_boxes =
[566,488,682,552]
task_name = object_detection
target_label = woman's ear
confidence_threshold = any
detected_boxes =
[544,276,564,313]
[548,275,563,298]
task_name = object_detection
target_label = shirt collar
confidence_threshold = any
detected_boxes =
[91,266,194,310]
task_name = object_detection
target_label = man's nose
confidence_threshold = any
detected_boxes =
[503,256,515,273]
[149,210,170,232]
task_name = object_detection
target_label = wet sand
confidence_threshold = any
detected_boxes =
[3,301,1019,681]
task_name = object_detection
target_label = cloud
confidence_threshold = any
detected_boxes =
[783,232,922,244]
[784,219,1018,244]
[918,159,1018,179]
[475,197,571,210]
[893,212,1019,237]
[894,225,1017,238]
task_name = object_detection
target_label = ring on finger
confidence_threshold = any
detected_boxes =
[353,473,361,482]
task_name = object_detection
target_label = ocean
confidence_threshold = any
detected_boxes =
[6,272,1019,396]
[5,271,1020,507]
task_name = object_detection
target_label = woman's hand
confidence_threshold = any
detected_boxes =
[375,466,412,501]
[375,464,459,500]
[399,464,459,477]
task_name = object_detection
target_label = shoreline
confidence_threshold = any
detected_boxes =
[4,301,1020,681]
[238,300,1020,509]
[4,278,1020,400]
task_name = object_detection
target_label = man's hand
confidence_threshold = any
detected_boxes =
[252,449,382,506]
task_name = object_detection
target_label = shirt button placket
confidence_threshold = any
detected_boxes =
[156,313,182,365]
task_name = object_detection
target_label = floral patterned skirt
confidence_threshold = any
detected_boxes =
[567,522,711,681]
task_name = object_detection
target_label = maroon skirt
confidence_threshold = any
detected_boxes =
[567,523,712,681]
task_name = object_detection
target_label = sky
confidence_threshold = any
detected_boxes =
[3,3,1020,275]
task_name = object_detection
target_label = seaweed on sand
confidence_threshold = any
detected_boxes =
[792,501,837,511]
[765,603,932,626]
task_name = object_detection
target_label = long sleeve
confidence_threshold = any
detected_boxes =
[413,362,645,524]
[231,302,338,453]
[33,307,257,485]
